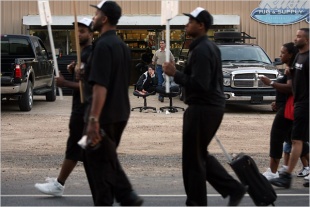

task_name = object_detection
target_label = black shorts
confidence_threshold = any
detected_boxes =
[65,113,85,161]
[291,104,309,142]
[269,107,293,159]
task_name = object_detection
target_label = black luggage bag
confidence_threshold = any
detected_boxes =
[215,136,277,206]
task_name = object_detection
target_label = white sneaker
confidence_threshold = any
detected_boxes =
[263,168,279,180]
[34,177,64,196]
[297,167,310,177]
[278,165,288,173]
[304,175,309,180]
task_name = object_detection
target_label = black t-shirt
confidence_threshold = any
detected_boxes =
[71,45,92,115]
[86,30,131,124]
[174,36,225,107]
[275,74,289,109]
[292,51,309,106]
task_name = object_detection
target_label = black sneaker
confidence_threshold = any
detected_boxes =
[228,185,248,206]
[120,191,144,206]
[303,181,309,187]
[158,96,164,102]
[270,172,292,188]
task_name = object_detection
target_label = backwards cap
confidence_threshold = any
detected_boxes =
[73,17,92,28]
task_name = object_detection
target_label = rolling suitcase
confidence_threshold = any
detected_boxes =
[215,136,277,206]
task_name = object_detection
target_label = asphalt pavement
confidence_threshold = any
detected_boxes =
[1,94,309,206]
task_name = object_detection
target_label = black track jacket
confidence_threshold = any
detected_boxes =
[174,36,225,107]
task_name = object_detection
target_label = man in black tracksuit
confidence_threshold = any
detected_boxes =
[163,7,246,206]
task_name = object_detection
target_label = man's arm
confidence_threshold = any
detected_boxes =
[152,51,157,65]
[55,74,79,89]
[86,84,107,147]
[170,51,175,65]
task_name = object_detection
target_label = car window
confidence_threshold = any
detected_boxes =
[219,45,271,64]
[1,37,34,56]
[38,39,49,59]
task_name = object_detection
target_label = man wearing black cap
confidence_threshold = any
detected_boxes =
[35,18,93,196]
[163,7,247,206]
[83,1,143,206]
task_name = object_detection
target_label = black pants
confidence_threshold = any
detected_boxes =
[83,121,133,206]
[183,105,243,206]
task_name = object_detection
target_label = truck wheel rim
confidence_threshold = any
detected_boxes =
[29,88,33,106]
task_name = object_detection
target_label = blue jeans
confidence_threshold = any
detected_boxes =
[156,65,163,97]
[283,142,292,154]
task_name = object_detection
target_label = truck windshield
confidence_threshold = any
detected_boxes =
[1,37,34,56]
[219,45,272,64]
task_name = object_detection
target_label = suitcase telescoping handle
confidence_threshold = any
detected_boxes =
[214,135,233,163]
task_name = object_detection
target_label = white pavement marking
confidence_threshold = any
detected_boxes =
[1,194,309,197]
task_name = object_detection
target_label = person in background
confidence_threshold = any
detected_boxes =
[141,47,153,65]
[260,42,298,180]
[163,7,246,206]
[155,73,180,95]
[135,48,153,75]
[135,64,158,95]
[152,39,175,102]
[83,1,143,205]
[34,18,93,196]
[270,28,309,188]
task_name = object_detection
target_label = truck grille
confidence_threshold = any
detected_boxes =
[232,73,277,88]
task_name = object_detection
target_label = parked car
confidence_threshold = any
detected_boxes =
[176,32,282,104]
[1,34,56,111]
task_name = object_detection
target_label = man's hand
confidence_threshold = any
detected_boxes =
[86,121,102,148]
[67,61,76,74]
[162,61,176,76]
[55,73,66,87]
[259,75,272,86]
[271,101,277,112]
[75,62,85,81]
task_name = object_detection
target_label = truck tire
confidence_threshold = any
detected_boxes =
[18,80,33,111]
[46,76,56,102]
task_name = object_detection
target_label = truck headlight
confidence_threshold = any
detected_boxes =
[223,78,230,86]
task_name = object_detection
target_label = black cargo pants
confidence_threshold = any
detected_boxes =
[83,121,133,206]
[182,105,244,206]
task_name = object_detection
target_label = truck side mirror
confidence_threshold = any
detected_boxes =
[273,58,282,66]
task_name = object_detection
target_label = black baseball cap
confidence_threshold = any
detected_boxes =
[90,0,121,25]
[183,7,213,30]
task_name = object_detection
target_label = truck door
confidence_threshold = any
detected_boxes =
[33,38,52,87]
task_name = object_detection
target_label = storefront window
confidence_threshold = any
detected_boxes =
[29,29,99,57]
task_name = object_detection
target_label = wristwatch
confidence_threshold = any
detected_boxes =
[270,81,275,87]
[88,116,99,123]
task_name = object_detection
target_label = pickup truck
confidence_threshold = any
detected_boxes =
[1,34,56,111]
[176,32,282,104]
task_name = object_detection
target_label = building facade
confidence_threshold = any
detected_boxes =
[1,0,309,83]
